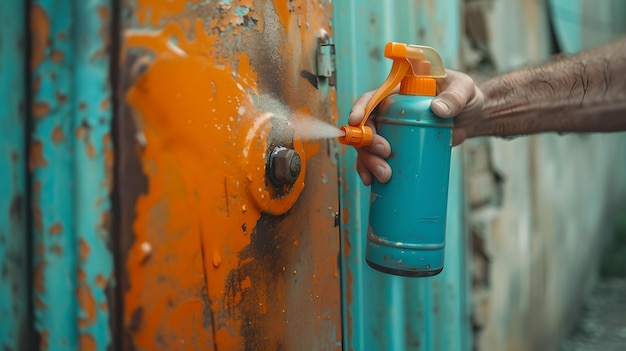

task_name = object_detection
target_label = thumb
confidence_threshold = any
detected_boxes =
[431,91,467,118]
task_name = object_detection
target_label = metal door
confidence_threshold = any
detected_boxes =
[117,1,341,350]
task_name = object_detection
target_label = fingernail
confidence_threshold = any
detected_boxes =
[375,143,385,155]
[432,100,450,116]
[376,165,388,180]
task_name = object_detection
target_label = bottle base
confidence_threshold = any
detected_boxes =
[366,259,443,277]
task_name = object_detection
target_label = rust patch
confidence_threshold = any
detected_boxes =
[102,134,114,190]
[33,200,43,231]
[52,126,63,143]
[77,268,86,283]
[51,244,63,256]
[39,329,49,350]
[51,51,64,62]
[34,261,45,293]
[100,99,110,111]
[86,143,96,158]
[79,333,96,350]
[29,141,47,170]
[95,274,107,288]
[32,102,50,119]
[75,124,87,138]
[97,5,109,20]
[48,223,62,235]
[78,102,87,111]
[99,210,111,231]
[33,76,42,92]
[55,92,68,104]
[33,181,42,194]
[77,285,97,323]
[30,4,49,70]
[79,239,90,262]
[35,298,47,309]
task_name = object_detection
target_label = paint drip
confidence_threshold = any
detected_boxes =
[257,95,344,141]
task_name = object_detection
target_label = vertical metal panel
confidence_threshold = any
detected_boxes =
[73,0,115,349]
[30,0,114,349]
[119,1,341,349]
[333,1,471,350]
[0,1,28,350]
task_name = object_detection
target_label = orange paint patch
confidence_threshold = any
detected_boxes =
[272,0,291,27]
[240,276,252,289]
[124,19,266,349]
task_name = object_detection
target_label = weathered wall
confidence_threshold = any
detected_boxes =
[465,1,626,350]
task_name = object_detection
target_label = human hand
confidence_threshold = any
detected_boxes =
[348,69,484,185]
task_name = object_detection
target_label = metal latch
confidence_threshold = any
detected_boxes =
[317,30,335,86]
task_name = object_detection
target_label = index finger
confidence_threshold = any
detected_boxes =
[348,90,375,125]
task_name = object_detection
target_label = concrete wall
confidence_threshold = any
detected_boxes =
[464,1,626,350]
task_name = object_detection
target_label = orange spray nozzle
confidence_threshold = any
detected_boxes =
[338,125,373,148]
[338,42,446,148]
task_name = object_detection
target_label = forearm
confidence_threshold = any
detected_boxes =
[469,37,626,138]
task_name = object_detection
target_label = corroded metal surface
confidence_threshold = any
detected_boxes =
[29,0,114,349]
[0,1,28,350]
[119,1,341,349]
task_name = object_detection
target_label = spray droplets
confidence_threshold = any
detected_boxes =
[256,95,342,141]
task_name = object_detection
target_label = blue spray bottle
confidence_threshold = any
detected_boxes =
[339,42,453,277]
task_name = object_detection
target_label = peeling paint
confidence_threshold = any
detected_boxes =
[122,0,340,349]
[29,0,114,349]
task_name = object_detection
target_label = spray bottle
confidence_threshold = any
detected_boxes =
[339,42,452,277]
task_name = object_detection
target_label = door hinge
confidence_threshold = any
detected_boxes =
[317,30,336,86]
